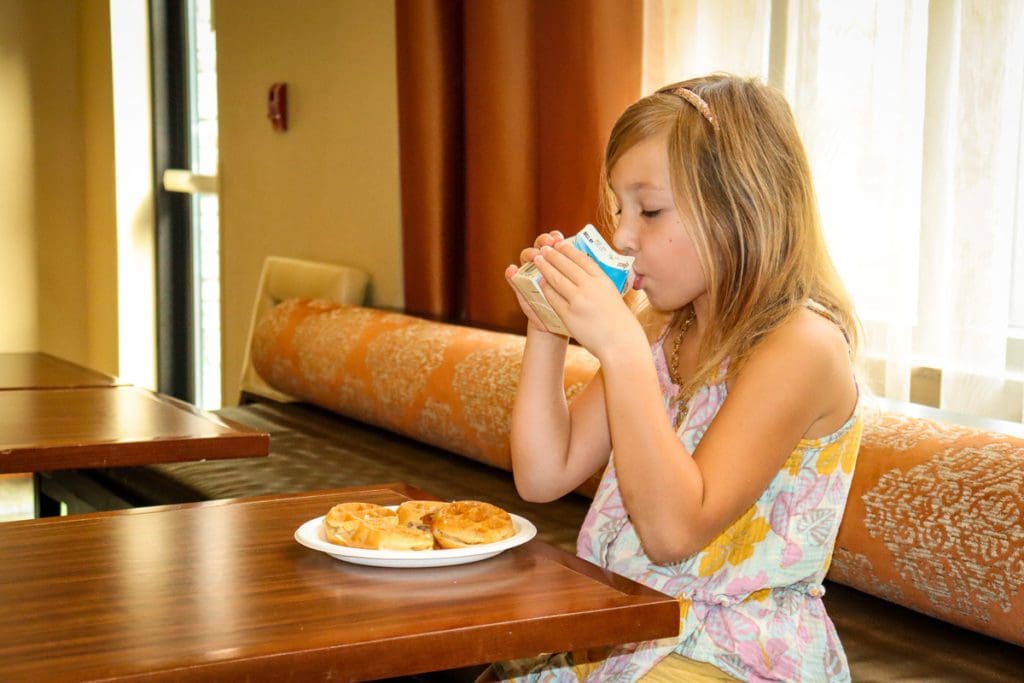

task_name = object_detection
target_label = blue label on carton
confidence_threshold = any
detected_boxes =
[576,238,630,294]
[572,225,633,294]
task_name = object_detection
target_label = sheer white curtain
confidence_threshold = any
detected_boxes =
[644,0,1024,422]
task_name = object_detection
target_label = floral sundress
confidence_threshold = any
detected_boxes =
[492,335,862,682]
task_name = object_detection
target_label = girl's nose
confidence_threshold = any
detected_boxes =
[612,220,636,256]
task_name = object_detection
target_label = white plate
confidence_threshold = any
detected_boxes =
[294,507,537,568]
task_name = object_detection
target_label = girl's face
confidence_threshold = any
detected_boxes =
[609,134,707,313]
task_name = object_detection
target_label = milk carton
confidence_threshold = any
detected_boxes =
[512,224,635,336]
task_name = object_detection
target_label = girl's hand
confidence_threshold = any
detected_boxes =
[505,230,565,334]
[532,239,640,357]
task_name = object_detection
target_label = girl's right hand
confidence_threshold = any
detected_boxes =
[505,230,565,333]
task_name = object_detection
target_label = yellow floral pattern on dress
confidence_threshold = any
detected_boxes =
[571,661,600,682]
[816,427,859,475]
[678,596,692,620]
[698,507,771,576]
[785,451,803,476]
[549,334,864,682]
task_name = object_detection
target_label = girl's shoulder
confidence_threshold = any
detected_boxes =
[772,305,851,355]
[732,306,857,439]
[747,306,852,381]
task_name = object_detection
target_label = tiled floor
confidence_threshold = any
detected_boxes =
[0,473,34,521]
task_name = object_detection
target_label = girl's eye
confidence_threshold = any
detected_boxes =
[641,209,662,219]
[613,207,623,217]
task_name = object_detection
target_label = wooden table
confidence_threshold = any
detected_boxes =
[0,352,120,390]
[0,352,268,516]
[0,385,269,474]
[0,483,680,682]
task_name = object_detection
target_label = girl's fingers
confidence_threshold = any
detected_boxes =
[553,240,603,277]
[537,270,569,315]
[520,247,540,265]
[537,244,592,286]
[533,251,578,296]
[534,230,565,250]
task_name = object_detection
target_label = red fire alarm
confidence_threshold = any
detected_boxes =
[267,82,288,131]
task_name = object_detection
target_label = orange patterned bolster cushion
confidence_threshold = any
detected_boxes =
[251,299,600,475]
[829,409,1024,645]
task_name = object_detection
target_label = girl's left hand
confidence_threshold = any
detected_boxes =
[532,241,639,357]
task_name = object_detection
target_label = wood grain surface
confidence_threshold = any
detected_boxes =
[0,385,269,473]
[0,484,679,681]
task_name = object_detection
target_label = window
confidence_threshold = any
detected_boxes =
[152,0,221,409]
[188,0,221,409]
[645,0,1024,422]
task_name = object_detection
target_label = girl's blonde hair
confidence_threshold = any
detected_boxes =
[599,74,859,399]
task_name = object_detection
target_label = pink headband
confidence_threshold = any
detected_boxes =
[673,87,720,135]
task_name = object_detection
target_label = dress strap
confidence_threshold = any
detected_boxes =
[805,299,851,349]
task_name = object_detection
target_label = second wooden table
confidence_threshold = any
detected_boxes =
[0,385,268,474]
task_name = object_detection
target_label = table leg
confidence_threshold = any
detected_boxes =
[32,473,62,517]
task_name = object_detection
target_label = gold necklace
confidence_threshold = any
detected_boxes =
[668,310,696,428]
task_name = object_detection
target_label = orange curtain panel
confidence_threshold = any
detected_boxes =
[396,0,643,331]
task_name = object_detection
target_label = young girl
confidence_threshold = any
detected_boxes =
[494,74,862,681]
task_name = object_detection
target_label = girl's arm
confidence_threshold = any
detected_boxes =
[507,328,613,502]
[504,233,615,502]
[534,241,856,564]
[603,310,856,563]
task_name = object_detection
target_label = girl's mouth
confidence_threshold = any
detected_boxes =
[632,274,645,290]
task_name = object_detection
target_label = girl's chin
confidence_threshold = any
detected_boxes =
[644,293,686,315]
[642,292,668,311]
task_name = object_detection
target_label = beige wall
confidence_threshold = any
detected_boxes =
[79,0,118,376]
[215,0,404,404]
[0,0,41,352]
[0,0,117,375]
[1,0,402,399]
[31,0,88,365]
